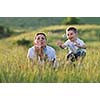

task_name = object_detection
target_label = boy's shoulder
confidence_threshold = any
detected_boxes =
[64,39,71,43]
[77,38,85,44]
[77,38,84,42]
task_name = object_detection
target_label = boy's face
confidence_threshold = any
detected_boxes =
[34,34,47,48]
[66,30,77,41]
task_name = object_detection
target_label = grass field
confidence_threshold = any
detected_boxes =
[0,24,100,82]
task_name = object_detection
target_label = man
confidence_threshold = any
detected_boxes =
[27,32,56,68]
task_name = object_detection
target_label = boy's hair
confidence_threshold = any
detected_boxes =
[34,32,47,40]
[66,27,78,33]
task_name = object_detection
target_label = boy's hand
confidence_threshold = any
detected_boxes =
[57,40,62,46]
[74,42,80,47]
[74,42,86,49]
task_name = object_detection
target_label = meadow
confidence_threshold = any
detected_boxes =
[0,24,100,83]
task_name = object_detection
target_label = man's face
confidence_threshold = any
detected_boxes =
[66,30,76,41]
[34,34,47,47]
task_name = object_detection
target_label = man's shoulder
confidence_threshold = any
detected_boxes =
[46,46,55,51]
[28,46,34,51]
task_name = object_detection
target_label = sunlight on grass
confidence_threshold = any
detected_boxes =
[0,25,100,82]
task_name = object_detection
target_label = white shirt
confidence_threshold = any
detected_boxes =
[64,38,86,54]
[27,45,56,62]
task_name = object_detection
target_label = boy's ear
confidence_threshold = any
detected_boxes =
[76,32,78,36]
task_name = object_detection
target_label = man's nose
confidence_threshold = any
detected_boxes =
[40,38,43,41]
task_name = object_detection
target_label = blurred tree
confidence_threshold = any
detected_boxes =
[16,38,31,47]
[62,17,80,25]
[0,25,5,33]
[0,25,12,38]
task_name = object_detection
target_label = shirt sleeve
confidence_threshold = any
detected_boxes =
[63,40,68,47]
[27,48,34,59]
[79,39,86,46]
[47,47,56,61]
[51,49,56,60]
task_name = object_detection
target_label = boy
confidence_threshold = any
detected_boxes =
[57,26,86,65]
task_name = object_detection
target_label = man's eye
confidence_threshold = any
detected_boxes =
[37,37,40,40]
[42,37,45,40]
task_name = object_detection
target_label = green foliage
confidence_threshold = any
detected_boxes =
[1,17,100,29]
[62,17,80,25]
[0,25,11,38]
[0,25,18,38]
[16,38,31,47]
[0,17,64,29]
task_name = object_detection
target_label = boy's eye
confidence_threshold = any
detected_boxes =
[67,33,73,36]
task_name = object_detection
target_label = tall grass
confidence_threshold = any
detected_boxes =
[0,25,100,83]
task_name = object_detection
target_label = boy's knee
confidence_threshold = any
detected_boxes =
[76,51,86,58]
[81,51,86,57]
[67,53,76,62]
[66,51,86,62]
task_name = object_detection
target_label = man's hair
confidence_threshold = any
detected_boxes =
[34,32,47,40]
[66,27,78,33]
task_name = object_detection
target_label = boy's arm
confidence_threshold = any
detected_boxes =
[74,42,87,49]
[57,40,66,49]
[80,44,87,49]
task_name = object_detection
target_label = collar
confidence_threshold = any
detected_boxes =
[43,46,47,54]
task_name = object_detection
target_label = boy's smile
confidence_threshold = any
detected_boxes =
[67,30,77,41]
